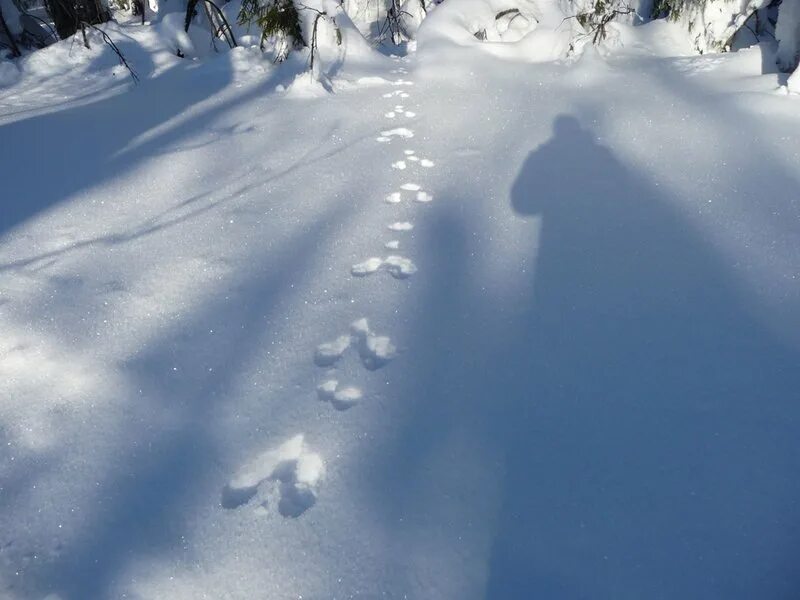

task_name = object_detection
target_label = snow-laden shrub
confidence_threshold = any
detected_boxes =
[154,9,214,55]
[472,4,539,42]
[775,0,799,71]
[417,0,619,61]
[151,0,238,57]
[396,0,430,40]
[337,0,436,44]
[238,0,304,56]
[651,0,771,53]
[237,0,376,75]
[570,0,636,45]
[299,0,377,68]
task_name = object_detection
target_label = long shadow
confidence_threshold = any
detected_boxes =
[368,115,800,598]
[489,115,800,597]
[620,53,800,246]
[0,50,304,240]
[20,197,357,599]
[0,58,227,236]
[0,125,370,273]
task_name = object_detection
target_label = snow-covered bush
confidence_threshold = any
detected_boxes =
[151,0,237,57]
[651,0,770,53]
[396,0,432,40]
[237,0,375,71]
[472,3,538,42]
[571,0,635,45]
[775,0,799,71]
[238,0,304,56]
[417,0,609,61]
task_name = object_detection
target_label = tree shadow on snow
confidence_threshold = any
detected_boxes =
[0,53,302,240]
[367,115,800,598]
[18,197,357,600]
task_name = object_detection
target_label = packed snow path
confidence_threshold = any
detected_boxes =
[1,36,800,600]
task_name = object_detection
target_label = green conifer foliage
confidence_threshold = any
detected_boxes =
[238,0,305,57]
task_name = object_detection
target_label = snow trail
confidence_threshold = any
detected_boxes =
[1,31,799,600]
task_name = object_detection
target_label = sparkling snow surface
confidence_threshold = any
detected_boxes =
[1,12,799,600]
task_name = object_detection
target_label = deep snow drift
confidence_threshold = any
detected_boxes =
[1,6,799,599]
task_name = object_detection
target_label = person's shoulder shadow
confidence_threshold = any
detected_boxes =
[512,115,629,218]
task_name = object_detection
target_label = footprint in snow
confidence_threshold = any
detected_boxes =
[388,221,414,232]
[350,257,385,277]
[403,154,434,168]
[350,318,397,369]
[317,379,363,410]
[314,318,396,372]
[351,256,417,279]
[314,334,351,367]
[386,184,433,203]
[376,128,414,143]
[221,434,324,518]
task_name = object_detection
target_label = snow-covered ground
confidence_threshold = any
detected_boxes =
[1,11,799,599]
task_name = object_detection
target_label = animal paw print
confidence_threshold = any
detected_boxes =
[222,435,324,518]
[312,319,396,410]
[314,318,396,370]
[351,255,417,279]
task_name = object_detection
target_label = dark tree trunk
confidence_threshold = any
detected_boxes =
[0,5,22,57]
[45,0,110,40]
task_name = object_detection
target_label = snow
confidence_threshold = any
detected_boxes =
[1,8,800,600]
[417,0,576,62]
[0,60,19,87]
[789,68,800,93]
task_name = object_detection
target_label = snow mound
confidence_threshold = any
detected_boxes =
[416,0,576,62]
[0,60,20,88]
[788,68,800,94]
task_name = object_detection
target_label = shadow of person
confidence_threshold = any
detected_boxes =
[485,115,800,597]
